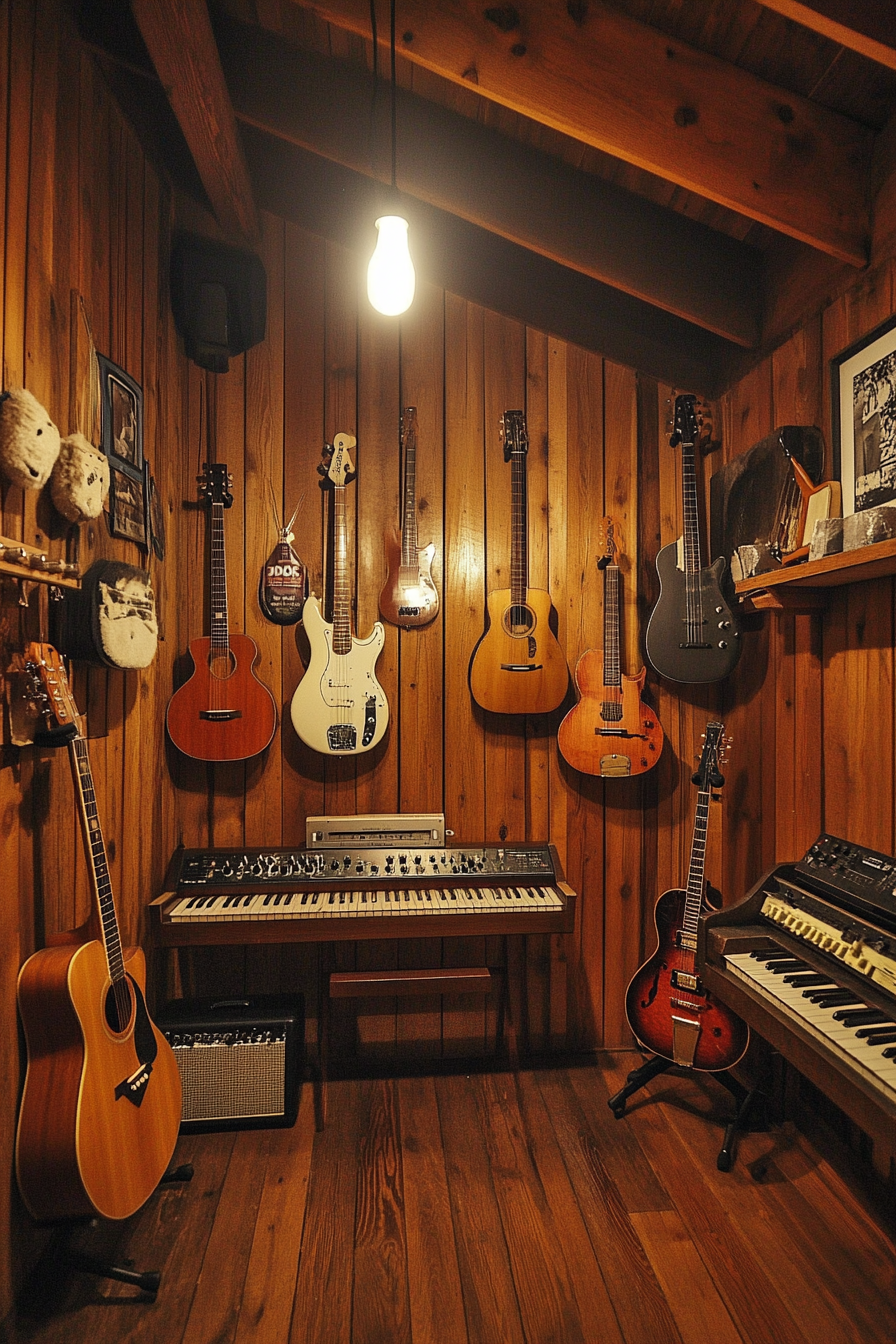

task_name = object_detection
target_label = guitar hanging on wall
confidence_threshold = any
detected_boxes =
[16,644,182,1223]
[166,462,277,761]
[558,517,664,777]
[645,394,741,683]
[379,406,439,628]
[469,410,568,714]
[624,721,749,1072]
[290,433,389,755]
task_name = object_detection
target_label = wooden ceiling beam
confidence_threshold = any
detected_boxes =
[131,0,259,243]
[755,1,896,71]
[216,14,761,346]
[293,0,872,266]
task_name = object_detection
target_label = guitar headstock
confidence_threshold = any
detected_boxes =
[501,410,529,462]
[23,642,81,742]
[597,516,619,570]
[200,462,233,508]
[401,406,418,451]
[692,720,731,789]
[318,432,357,489]
[668,394,719,455]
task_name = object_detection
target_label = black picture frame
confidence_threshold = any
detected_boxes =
[831,313,896,517]
[98,354,147,546]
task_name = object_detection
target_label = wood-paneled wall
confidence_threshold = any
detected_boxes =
[3,0,896,1325]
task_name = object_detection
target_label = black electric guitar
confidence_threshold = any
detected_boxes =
[624,721,749,1072]
[645,395,741,683]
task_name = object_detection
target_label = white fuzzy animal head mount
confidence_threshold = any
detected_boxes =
[50,432,110,523]
[0,387,61,490]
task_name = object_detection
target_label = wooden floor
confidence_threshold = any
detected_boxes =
[10,1052,896,1344]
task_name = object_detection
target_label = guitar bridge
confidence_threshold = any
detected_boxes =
[500,663,543,672]
[199,709,242,721]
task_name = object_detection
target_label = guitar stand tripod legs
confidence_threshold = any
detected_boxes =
[608,1055,766,1172]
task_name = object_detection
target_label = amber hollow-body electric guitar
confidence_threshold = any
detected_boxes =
[379,406,439,628]
[166,462,277,761]
[469,410,568,714]
[290,433,389,755]
[645,394,741,684]
[558,518,663,777]
[16,645,182,1222]
[624,721,749,1072]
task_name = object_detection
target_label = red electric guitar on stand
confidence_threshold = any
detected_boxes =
[166,462,277,761]
[624,721,749,1072]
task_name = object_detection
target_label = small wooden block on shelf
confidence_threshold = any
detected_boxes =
[735,536,896,613]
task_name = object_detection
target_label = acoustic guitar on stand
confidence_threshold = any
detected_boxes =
[624,721,749,1072]
[469,410,568,714]
[16,644,182,1222]
[166,462,277,761]
[645,394,741,683]
[558,517,664,777]
[290,433,389,755]
[379,406,439,627]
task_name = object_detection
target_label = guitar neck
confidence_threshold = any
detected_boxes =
[510,450,528,606]
[400,428,418,568]
[332,483,352,654]
[209,501,231,653]
[681,784,711,942]
[680,441,703,575]
[69,734,126,985]
[602,565,621,687]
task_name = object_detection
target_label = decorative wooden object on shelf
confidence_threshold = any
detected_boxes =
[735,536,896,612]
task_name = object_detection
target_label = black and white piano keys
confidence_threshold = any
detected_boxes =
[165,883,565,922]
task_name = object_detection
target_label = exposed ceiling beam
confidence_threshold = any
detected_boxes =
[293,0,872,266]
[131,0,259,243]
[755,1,896,71]
[216,14,761,347]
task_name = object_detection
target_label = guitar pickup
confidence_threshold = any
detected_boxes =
[675,931,698,951]
[199,709,242,721]
[327,723,357,751]
[670,969,702,993]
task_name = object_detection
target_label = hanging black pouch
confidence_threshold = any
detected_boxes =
[51,559,158,669]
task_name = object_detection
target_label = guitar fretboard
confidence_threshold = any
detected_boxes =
[209,501,231,657]
[400,416,419,573]
[332,484,352,655]
[72,736,125,987]
[680,440,706,644]
[510,449,528,607]
[602,565,621,689]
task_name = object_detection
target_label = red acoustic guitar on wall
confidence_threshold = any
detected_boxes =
[166,462,277,761]
[624,721,749,1072]
[16,645,182,1222]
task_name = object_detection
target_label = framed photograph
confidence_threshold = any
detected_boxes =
[98,354,147,545]
[832,313,896,517]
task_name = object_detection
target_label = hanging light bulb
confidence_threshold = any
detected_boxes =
[367,214,415,316]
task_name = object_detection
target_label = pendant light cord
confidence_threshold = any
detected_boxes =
[390,0,397,191]
[368,0,398,192]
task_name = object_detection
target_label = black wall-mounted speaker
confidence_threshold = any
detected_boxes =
[170,232,267,372]
[158,994,303,1131]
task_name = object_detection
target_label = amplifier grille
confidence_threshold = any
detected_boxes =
[170,1033,287,1122]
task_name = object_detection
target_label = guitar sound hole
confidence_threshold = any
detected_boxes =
[208,650,237,680]
[503,603,536,638]
[105,979,134,1035]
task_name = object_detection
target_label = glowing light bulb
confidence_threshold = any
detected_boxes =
[367,215,415,316]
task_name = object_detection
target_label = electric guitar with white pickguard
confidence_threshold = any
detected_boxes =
[290,433,389,755]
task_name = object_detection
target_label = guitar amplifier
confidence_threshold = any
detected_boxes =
[158,994,303,1131]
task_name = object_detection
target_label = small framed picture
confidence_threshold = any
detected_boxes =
[831,314,896,517]
[98,354,147,546]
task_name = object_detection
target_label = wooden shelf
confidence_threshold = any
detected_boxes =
[735,537,896,611]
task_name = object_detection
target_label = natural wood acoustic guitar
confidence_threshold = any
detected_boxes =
[624,721,749,1072]
[558,517,664,777]
[379,406,439,627]
[16,644,182,1222]
[166,462,277,761]
[469,410,568,714]
[644,394,741,684]
[290,433,389,755]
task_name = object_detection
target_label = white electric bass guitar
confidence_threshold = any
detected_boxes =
[290,433,389,755]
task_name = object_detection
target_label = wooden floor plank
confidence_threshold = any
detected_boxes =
[289,1077,370,1344]
[233,1087,317,1344]
[435,1072,527,1344]
[352,1078,412,1344]
[629,1209,744,1344]
[397,1074,469,1344]
[535,1067,685,1343]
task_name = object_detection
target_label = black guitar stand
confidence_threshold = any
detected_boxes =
[608,1055,767,1171]
[22,1163,194,1312]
